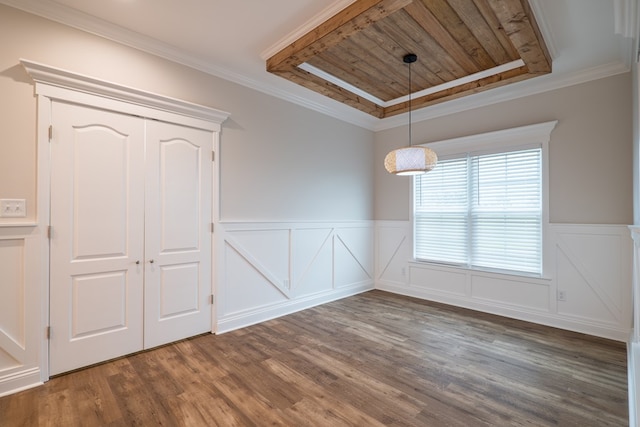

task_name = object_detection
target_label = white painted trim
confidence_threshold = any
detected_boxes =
[629,342,640,427]
[211,130,221,334]
[259,0,356,60]
[420,120,558,155]
[376,280,630,342]
[299,59,526,108]
[220,220,376,229]
[410,121,556,283]
[0,368,42,398]
[20,59,229,128]
[216,220,375,334]
[630,226,640,343]
[217,283,372,334]
[36,96,51,383]
[528,0,558,60]
[0,223,37,228]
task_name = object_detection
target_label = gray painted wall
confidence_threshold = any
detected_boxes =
[374,73,633,224]
[0,5,374,224]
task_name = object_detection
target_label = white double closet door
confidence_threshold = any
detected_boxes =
[49,101,212,375]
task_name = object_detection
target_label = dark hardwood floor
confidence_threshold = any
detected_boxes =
[0,290,629,426]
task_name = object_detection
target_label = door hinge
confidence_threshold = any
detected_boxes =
[48,125,53,142]
[46,326,51,339]
[212,151,215,162]
[211,222,214,233]
[210,294,215,304]
[47,225,52,239]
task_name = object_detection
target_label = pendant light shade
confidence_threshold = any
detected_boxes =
[384,146,437,175]
[385,53,437,176]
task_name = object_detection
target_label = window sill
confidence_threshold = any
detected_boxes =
[408,259,553,282]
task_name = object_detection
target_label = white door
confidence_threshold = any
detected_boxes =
[49,102,145,375]
[143,120,212,349]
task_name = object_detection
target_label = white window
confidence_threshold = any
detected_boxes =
[412,122,557,277]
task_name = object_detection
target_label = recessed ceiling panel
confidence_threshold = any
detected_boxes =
[267,0,551,118]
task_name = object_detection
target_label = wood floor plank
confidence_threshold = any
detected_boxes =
[0,290,628,426]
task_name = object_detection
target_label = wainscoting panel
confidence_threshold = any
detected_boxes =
[292,227,334,297]
[554,226,628,326]
[334,226,374,288]
[375,221,632,341]
[376,222,411,286]
[470,275,550,312]
[216,222,375,333]
[409,265,467,297]
[0,226,42,397]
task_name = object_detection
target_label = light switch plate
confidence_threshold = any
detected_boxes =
[0,199,26,217]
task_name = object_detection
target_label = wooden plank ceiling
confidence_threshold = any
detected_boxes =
[266,0,551,118]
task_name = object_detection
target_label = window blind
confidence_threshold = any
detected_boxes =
[414,147,542,275]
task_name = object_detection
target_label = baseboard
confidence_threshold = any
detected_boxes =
[0,368,42,398]
[376,281,630,342]
[629,342,639,427]
[216,282,374,334]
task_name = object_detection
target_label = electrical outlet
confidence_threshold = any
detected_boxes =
[557,290,567,302]
[401,267,406,276]
[0,199,26,218]
[283,279,290,288]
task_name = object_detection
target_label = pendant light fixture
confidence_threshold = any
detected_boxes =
[384,54,437,176]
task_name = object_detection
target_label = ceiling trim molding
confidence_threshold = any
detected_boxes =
[527,0,559,60]
[260,0,356,60]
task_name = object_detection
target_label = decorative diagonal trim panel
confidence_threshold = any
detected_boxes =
[217,221,375,333]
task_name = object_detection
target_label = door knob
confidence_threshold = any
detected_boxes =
[135,260,140,265]
[149,259,154,264]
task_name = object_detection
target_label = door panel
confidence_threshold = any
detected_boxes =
[71,271,128,337]
[160,140,201,251]
[159,263,200,318]
[49,102,145,375]
[72,128,129,259]
[144,121,212,349]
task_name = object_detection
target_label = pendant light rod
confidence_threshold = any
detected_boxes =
[404,53,416,147]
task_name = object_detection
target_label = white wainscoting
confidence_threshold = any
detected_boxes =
[628,226,640,426]
[0,225,43,397]
[215,221,375,333]
[376,221,633,341]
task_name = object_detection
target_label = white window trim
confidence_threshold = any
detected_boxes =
[410,121,558,279]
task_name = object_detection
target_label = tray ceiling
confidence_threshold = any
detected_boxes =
[267,0,551,119]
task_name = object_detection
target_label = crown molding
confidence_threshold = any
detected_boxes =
[528,0,559,60]
[260,0,356,60]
